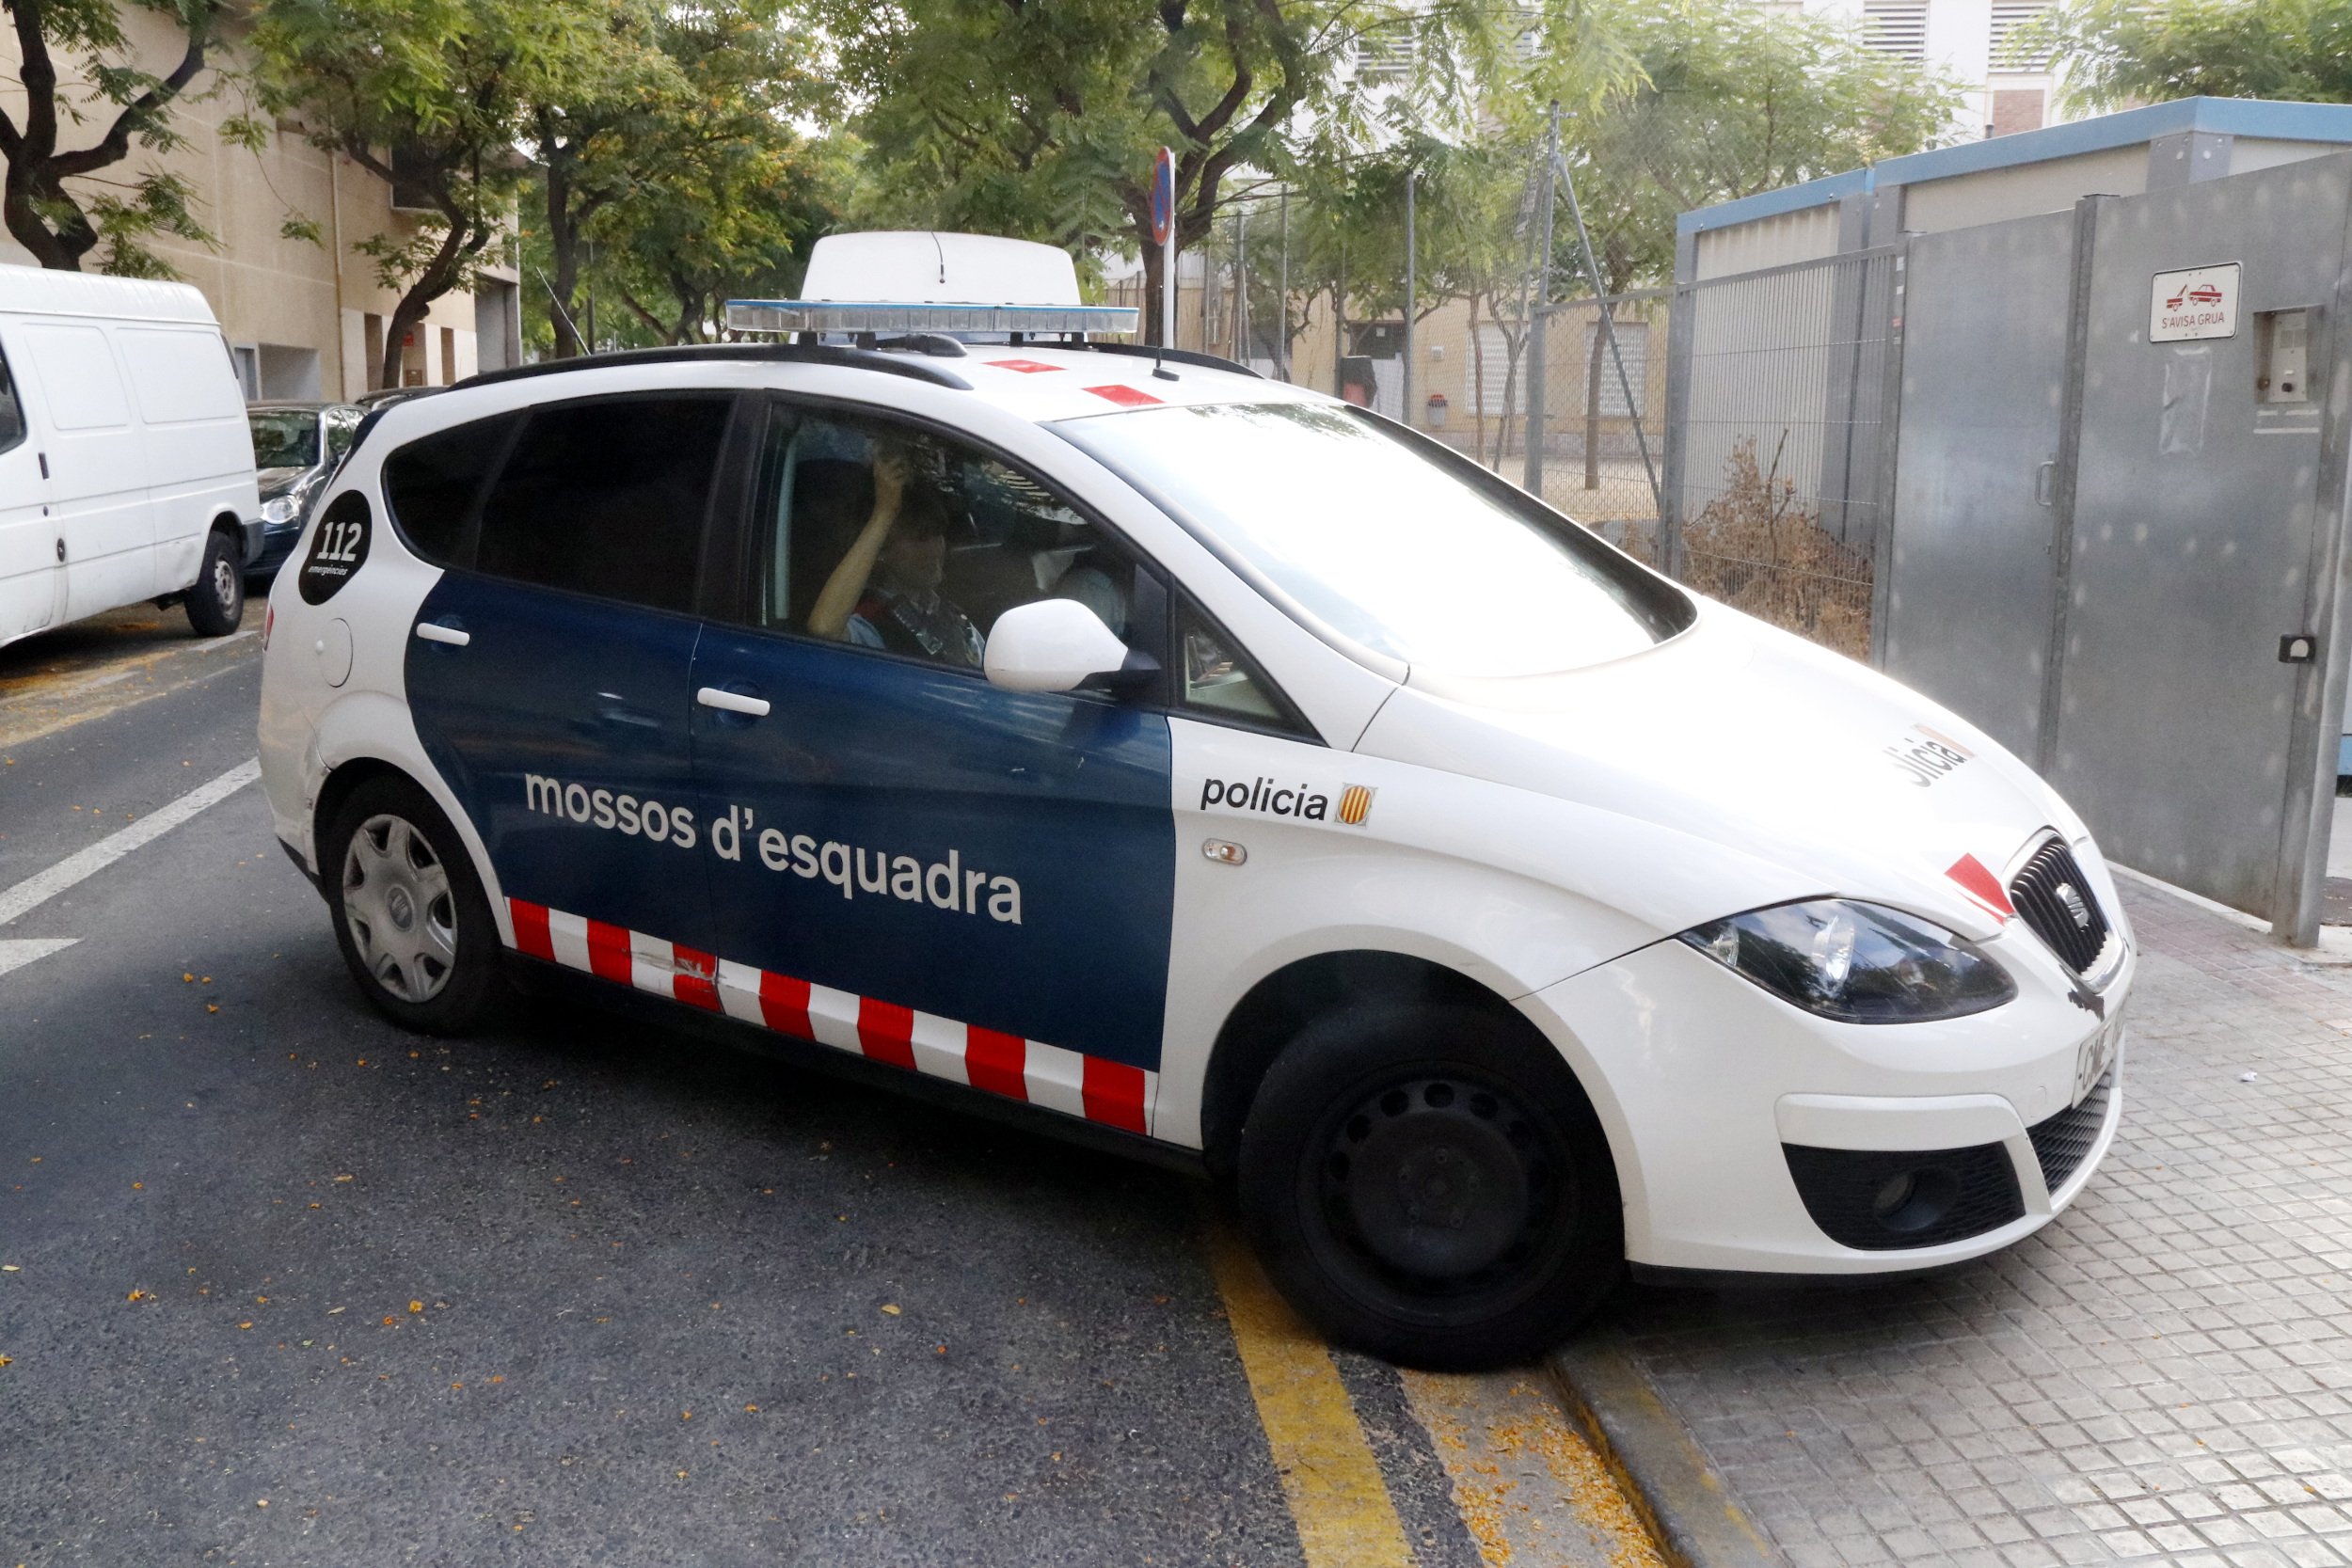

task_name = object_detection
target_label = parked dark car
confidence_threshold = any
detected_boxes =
[246,402,363,577]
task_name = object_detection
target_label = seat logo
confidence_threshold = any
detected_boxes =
[2056,882,2093,930]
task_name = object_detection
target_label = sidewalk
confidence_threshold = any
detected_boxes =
[1599,878,2352,1568]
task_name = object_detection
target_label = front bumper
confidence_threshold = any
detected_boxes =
[1523,924,2132,1275]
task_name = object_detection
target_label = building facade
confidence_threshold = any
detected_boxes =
[0,8,521,401]
[1798,0,2067,140]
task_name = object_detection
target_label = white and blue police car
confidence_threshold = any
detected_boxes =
[259,232,2131,1368]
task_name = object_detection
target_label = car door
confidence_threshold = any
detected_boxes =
[686,400,1176,1124]
[0,327,58,644]
[399,390,745,970]
[16,318,150,621]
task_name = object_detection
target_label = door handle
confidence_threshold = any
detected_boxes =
[696,686,770,718]
[415,621,469,647]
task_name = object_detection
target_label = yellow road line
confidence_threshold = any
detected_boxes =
[1401,1369,1667,1568]
[1205,1222,1417,1568]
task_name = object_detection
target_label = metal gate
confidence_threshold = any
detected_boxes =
[1881,210,2079,764]
[1876,153,2352,938]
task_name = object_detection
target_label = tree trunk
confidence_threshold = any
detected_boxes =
[544,152,583,359]
[375,215,475,389]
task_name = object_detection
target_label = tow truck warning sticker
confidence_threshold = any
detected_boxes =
[296,491,371,605]
[2150,263,2239,343]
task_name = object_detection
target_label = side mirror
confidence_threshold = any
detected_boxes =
[984,598,1137,693]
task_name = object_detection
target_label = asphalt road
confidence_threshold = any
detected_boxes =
[0,610,1660,1568]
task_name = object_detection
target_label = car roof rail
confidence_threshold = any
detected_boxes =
[1077,341,1263,379]
[454,341,974,393]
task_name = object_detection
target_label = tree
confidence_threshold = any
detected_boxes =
[805,0,1542,343]
[1564,0,1961,292]
[2037,0,2352,109]
[525,0,680,358]
[251,0,611,388]
[0,0,239,273]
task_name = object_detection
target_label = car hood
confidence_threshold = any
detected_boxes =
[1355,603,2083,942]
[258,466,310,500]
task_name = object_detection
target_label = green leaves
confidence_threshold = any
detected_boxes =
[2036,0,2352,111]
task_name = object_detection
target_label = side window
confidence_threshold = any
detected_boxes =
[0,341,24,455]
[475,396,730,614]
[1176,602,1293,726]
[747,405,1143,673]
[382,411,519,565]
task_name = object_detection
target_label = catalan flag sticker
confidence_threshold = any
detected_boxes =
[1336,784,1376,827]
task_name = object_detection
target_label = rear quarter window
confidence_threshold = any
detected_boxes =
[381,412,521,564]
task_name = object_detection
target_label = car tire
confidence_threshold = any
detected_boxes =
[324,774,502,1035]
[1236,1002,1624,1370]
[184,528,245,636]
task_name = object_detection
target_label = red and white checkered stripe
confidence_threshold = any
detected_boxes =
[505,898,1154,1136]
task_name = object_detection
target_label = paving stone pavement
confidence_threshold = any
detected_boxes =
[1597,879,2352,1568]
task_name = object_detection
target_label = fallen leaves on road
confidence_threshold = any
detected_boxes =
[126,1289,149,1302]
[881,1305,901,1316]
[407,1301,422,1314]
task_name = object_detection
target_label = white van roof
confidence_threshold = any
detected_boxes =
[0,262,216,325]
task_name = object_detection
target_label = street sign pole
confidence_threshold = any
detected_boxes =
[1151,148,1178,356]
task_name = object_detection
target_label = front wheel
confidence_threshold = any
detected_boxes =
[1236,1003,1623,1370]
[324,775,502,1034]
[184,528,245,636]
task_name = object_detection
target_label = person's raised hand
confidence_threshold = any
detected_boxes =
[872,445,913,516]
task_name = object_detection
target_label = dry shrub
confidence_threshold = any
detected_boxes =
[1674,435,1872,660]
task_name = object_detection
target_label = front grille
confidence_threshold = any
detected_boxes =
[2028,1069,2113,1194]
[2009,837,2112,974]
[1782,1141,2025,1251]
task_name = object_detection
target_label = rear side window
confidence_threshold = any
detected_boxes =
[382,412,519,564]
[474,396,730,615]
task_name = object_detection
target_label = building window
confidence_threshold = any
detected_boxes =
[1990,2,2052,71]
[1354,22,1416,82]
[389,144,437,214]
[1863,3,1929,60]
[1991,87,2047,136]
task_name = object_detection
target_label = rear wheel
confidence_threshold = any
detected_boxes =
[325,775,501,1034]
[1236,1003,1623,1370]
[184,527,245,636]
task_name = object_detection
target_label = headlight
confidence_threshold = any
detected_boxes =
[1679,899,2015,1023]
[261,495,295,525]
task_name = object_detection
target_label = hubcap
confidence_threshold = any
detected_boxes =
[1315,1072,1554,1289]
[212,554,236,607]
[342,813,457,1003]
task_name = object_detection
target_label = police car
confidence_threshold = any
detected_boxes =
[258,232,2131,1369]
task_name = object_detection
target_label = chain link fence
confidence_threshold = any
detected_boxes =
[1102,161,1901,663]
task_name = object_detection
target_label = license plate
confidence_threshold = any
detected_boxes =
[2073,1011,2122,1105]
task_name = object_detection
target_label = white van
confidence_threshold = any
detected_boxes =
[0,264,261,647]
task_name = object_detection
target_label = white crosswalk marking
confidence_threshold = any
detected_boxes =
[0,938,77,977]
[0,757,261,929]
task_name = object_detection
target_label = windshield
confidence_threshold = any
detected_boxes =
[1057,401,1685,678]
[248,409,320,470]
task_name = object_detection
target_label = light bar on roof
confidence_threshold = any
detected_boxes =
[724,299,1139,337]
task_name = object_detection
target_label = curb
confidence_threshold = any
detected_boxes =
[1548,1330,1785,1568]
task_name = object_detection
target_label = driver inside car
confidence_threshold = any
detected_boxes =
[806,445,986,667]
